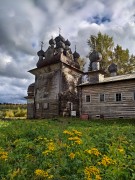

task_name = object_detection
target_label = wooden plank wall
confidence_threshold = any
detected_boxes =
[35,100,59,118]
[27,104,34,119]
[80,80,135,119]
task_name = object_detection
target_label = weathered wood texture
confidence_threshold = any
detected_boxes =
[33,63,60,118]
[27,103,34,119]
[35,100,59,118]
[79,80,135,119]
[28,61,82,118]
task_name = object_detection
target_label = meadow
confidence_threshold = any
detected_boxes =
[0,104,27,119]
[0,118,135,180]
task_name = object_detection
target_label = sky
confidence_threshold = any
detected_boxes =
[0,0,135,103]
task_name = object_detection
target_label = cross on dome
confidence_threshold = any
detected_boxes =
[59,27,61,35]
[40,41,44,50]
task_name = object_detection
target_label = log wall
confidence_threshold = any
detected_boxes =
[80,80,135,119]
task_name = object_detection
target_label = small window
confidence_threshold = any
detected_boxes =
[116,93,122,101]
[86,95,91,102]
[100,94,105,102]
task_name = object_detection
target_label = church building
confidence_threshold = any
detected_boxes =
[26,34,83,118]
[26,34,135,119]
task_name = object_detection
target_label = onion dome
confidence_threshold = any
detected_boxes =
[89,50,102,62]
[27,83,35,96]
[56,41,65,49]
[65,39,71,46]
[55,34,65,43]
[108,63,117,73]
[37,49,44,57]
[49,38,56,45]
[73,50,80,59]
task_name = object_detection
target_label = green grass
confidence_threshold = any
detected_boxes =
[0,118,135,179]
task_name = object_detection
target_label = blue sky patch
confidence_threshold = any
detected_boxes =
[87,15,111,24]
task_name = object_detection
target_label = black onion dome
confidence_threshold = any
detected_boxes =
[65,39,71,46]
[73,51,80,59]
[49,38,56,45]
[55,34,65,43]
[37,49,45,56]
[56,41,65,49]
[89,50,102,62]
[108,63,117,73]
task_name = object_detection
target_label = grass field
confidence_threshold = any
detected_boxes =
[0,118,135,180]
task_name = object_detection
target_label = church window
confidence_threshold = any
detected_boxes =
[100,94,105,102]
[116,93,122,101]
[86,95,91,102]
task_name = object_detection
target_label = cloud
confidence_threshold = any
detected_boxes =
[0,0,135,103]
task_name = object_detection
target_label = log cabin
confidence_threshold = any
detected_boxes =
[78,51,135,119]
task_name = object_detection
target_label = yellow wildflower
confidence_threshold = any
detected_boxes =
[63,130,74,136]
[0,151,8,161]
[98,155,115,167]
[69,152,75,159]
[48,142,55,151]
[72,129,82,136]
[118,147,125,154]
[95,174,102,180]
[42,142,55,155]
[85,148,101,156]
[84,166,100,179]
[35,169,49,178]
[68,136,82,144]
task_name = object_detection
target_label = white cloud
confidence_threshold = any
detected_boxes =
[0,0,135,103]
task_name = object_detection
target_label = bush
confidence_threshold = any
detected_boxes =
[14,108,27,117]
[5,110,14,118]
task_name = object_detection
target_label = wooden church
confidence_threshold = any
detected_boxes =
[26,34,83,118]
[26,34,135,119]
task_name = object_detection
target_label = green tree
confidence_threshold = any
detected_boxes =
[87,32,135,75]
[77,57,86,71]
[88,32,114,72]
[113,45,129,74]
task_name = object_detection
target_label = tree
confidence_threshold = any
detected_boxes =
[87,32,135,75]
[77,57,86,71]
[88,32,114,72]
[113,45,129,74]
